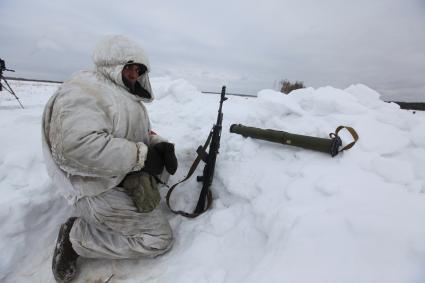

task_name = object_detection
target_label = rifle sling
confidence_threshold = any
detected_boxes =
[166,129,214,218]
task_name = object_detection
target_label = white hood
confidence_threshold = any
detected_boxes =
[93,35,154,102]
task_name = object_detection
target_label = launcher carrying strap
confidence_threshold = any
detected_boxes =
[330,125,359,156]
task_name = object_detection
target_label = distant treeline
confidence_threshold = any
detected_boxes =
[4,77,425,111]
[387,101,425,111]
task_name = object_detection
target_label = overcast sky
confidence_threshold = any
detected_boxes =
[1,0,424,101]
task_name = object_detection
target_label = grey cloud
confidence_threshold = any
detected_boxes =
[1,0,424,101]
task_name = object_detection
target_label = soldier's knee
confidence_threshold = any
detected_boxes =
[150,228,174,252]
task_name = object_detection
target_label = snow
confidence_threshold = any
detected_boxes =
[1,78,425,283]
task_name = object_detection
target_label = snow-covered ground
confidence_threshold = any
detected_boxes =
[1,78,425,283]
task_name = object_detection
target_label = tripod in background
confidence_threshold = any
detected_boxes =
[0,58,24,109]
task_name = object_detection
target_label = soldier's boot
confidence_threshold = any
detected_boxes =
[52,217,79,282]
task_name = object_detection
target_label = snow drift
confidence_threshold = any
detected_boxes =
[0,78,424,283]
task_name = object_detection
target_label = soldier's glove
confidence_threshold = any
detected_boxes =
[121,172,160,213]
[153,142,178,175]
[142,145,165,176]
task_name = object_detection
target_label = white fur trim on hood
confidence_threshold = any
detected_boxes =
[93,35,151,70]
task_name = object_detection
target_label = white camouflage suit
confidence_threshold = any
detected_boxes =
[42,35,173,259]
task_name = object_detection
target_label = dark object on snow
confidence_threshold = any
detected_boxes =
[52,217,79,283]
[166,86,228,218]
[230,124,358,157]
[0,58,24,109]
[0,58,6,72]
[386,101,425,111]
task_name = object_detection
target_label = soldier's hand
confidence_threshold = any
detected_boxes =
[142,145,165,176]
[154,142,178,175]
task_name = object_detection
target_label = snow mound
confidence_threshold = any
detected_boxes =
[1,79,425,283]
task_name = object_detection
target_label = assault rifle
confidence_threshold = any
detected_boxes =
[166,86,228,218]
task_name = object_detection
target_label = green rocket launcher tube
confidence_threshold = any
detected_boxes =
[229,124,358,157]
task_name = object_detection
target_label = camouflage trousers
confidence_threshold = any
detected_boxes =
[69,186,173,259]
